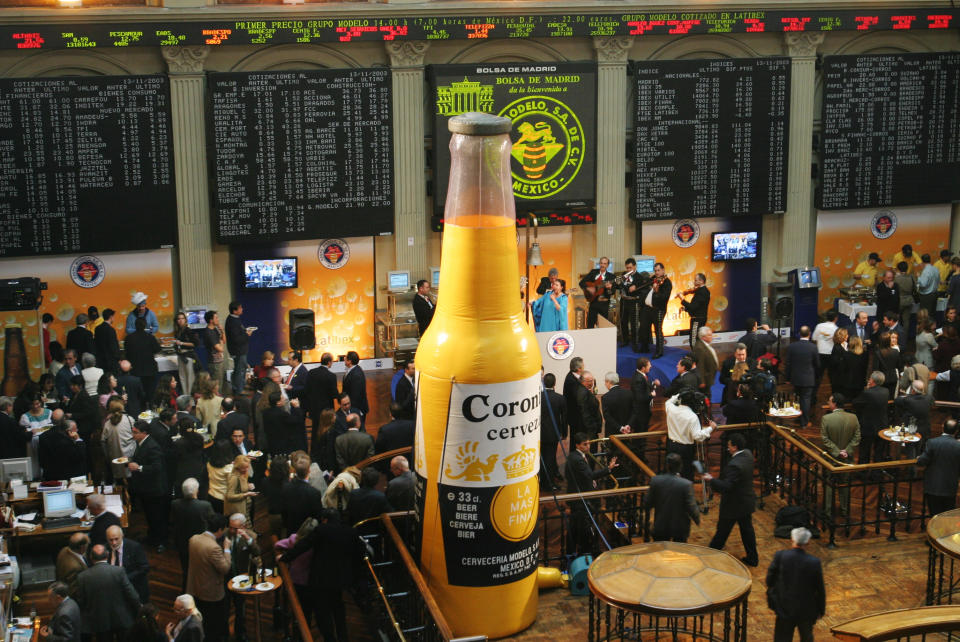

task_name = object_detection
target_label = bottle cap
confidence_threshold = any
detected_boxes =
[448,112,512,135]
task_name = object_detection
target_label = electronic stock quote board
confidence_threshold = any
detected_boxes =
[631,57,790,220]
[0,75,176,257]
[819,52,960,210]
[208,68,393,243]
[430,62,597,218]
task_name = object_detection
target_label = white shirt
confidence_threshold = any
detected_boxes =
[664,395,713,445]
[813,321,838,355]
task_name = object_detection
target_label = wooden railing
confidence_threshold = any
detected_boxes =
[270,535,313,642]
[831,605,960,640]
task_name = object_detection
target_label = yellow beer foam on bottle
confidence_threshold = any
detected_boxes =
[415,215,542,639]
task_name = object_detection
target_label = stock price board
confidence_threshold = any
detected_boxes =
[819,52,960,210]
[1,10,956,49]
[208,69,393,243]
[0,75,176,257]
[631,58,790,220]
[430,62,597,215]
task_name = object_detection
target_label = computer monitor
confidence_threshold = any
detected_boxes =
[633,255,656,275]
[388,270,411,292]
[183,306,207,330]
[42,489,75,519]
[797,267,822,289]
[0,458,32,485]
[430,266,441,289]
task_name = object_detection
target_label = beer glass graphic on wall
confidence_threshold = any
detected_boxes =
[511,122,563,180]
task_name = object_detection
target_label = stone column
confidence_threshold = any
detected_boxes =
[593,36,634,262]
[386,41,430,280]
[162,45,214,307]
[780,33,824,269]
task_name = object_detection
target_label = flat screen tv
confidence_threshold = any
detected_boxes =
[243,258,298,290]
[711,231,758,261]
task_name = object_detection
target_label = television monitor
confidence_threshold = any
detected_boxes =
[388,270,410,292]
[711,232,759,261]
[797,267,822,289]
[42,489,75,519]
[183,306,207,330]
[243,258,298,290]
[0,458,32,485]
[430,266,441,289]
[633,255,656,275]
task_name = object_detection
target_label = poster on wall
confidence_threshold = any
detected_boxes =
[0,250,175,380]
[814,204,952,308]
[429,62,597,216]
[236,237,376,363]
[641,217,762,336]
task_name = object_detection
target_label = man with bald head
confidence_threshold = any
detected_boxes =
[106,525,150,603]
[335,413,374,472]
[386,455,415,510]
[225,513,260,642]
[116,359,145,418]
[75,543,140,642]
[575,371,602,442]
[55,533,89,597]
[85,494,121,548]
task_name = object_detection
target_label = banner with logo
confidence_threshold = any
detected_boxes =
[640,217,762,336]
[235,237,375,363]
[814,205,952,307]
[0,250,174,380]
[430,62,597,214]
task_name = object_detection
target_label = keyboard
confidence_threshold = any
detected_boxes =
[43,517,82,530]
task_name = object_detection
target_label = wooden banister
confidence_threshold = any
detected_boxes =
[831,605,960,641]
[270,535,313,642]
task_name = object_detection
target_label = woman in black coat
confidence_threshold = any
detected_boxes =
[844,336,870,399]
[173,418,207,498]
[828,329,849,397]
[872,332,903,399]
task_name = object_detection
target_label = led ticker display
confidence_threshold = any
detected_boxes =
[1,9,955,49]
[819,52,960,210]
[631,57,790,220]
[0,75,176,257]
[207,69,393,244]
[430,62,597,215]
[432,210,595,232]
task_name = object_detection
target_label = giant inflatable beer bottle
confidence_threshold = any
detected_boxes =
[414,113,541,637]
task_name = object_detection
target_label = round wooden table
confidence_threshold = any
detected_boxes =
[228,574,283,642]
[587,542,752,641]
[878,427,921,460]
[764,408,802,423]
[926,508,960,605]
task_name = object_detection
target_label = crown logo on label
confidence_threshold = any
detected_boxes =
[502,445,537,479]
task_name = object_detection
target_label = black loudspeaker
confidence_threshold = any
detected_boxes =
[288,308,316,350]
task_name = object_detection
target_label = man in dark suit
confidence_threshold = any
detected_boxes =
[374,402,415,471]
[171,478,215,590]
[723,384,761,427]
[386,456,416,510]
[39,418,86,481]
[575,372,602,440]
[877,310,907,348]
[737,318,780,363]
[719,344,750,403]
[540,373,567,489]
[346,466,392,531]
[412,279,435,336]
[703,432,758,566]
[853,371,890,464]
[895,379,933,442]
[341,351,368,427]
[225,513,261,642]
[224,301,252,395]
[0,396,30,459]
[678,273,710,348]
[76,544,141,642]
[691,326,719,393]
[65,377,98,442]
[65,314,95,360]
[565,433,618,555]
[281,456,324,534]
[126,421,168,548]
[649,262,673,358]
[214,397,249,442]
[167,595,205,642]
[785,326,820,426]
[149,408,178,493]
[918,419,960,515]
[283,351,309,402]
[105,525,150,603]
[643,453,700,542]
[766,527,825,642]
[665,357,700,398]
[629,358,657,436]
[601,372,632,437]
[42,581,82,642]
[563,357,585,437]
[332,393,352,434]
[394,360,416,420]
[55,350,82,402]
[86,494,121,548]
[579,256,616,329]
[93,309,121,375]
[124,318,161,397]
[335,414,374,471]
[116,360,145,418]
[305,352,339,421]
[262,391,305,455]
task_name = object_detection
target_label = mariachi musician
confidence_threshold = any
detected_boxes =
[677,272,711,348]
[579,257,615,329]
[646,262,673,359]
[618,258,643,351]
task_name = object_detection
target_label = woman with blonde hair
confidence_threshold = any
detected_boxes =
[195,378,223,434]
[224,454,256,518]
[829,328,849,396]
[102,397,135,481]
[844,336,869,399]
[206,440,234,514]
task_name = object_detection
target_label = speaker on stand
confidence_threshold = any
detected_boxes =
[288,308,316,350]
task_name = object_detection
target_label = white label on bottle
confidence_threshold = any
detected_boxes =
[437,373,541,487]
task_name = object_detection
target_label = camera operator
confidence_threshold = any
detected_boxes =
[665,389,715,480]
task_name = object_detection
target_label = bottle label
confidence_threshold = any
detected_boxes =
[418,373,541,586]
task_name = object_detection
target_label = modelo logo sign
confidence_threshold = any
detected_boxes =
[431,62,597,214]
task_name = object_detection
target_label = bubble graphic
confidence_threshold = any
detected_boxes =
[24,317,36,327]
[159,291,168,299]
[27,336,39,347]
[364,283,375,297]
[48,294,58,302]
[357,301,368,312]
[711,262,725,273]
[855,243,862,250]
[828,277,840,288]
[845,260,854,269]
[712,296,728,312]
[822,256,831,265]
[336,303,347,316]
[346,292,358,303]
[294,289,305,297]
[327,278,347,298]
[842,277,855,287]
[678,256,696,275]
[161,300,170,308]
[834,257,841,264]
[57,306,75,322]
[280,301,288,308]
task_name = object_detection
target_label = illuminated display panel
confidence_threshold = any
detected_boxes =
[819,52,960,210]
[1,10,955,49]
[631,57,790,220]
[207,69,393,244]
[432,210,595,231]
[0,75,176,257]
[430,62,597,215]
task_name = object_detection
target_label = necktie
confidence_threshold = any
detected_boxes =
[286,369,294,386]
[112,550,120,566]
